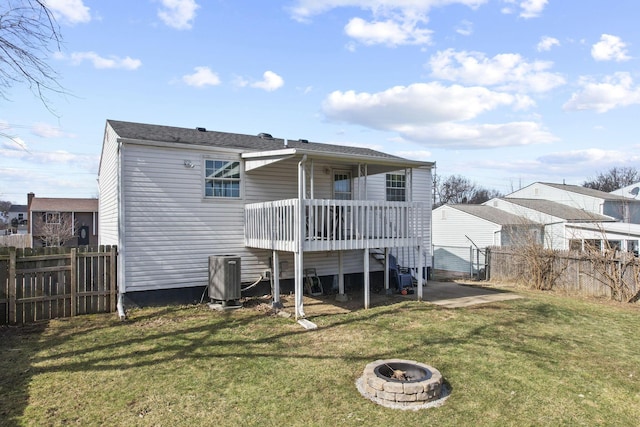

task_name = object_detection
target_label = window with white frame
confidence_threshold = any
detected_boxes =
[386,173,406,201]
[44,212,61,224]
[333,171,352,200]
[205,159,241,198]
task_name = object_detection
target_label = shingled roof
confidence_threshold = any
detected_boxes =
[107,119,417,163]
[448,204,534,226]
[501,198,614,222]
[30,198,98,213]
[538,182,631,201]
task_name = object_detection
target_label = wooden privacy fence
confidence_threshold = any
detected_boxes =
[0,233,31,248]
[0,246,117,325]
[487,246,639,301]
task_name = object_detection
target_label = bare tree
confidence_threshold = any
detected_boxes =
[0,200,11,220]
[0,0,63,109]
[583,167,640,193]
[467,187,503,205]
[435,174,476,206]
[435,174,503,207]
[33,212,77,247]
[579,237,640,303]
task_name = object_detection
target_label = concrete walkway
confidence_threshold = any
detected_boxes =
[422,281,522,308]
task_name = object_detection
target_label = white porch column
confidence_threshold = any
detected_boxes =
[384,248,391,294]
[364,248,370,309]
[272,250,282,308]
[417,246,424,301]
[294,252,305,319]
[336,251,348,302]
[295,156,307,319]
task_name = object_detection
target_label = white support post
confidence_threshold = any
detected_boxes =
[384,248,390,293]
[417,245,423,301]
[364,248,370,309]
[272,250,281,308]
[295,156,307,320]
[336,251,348,302]
[295,252,305,319]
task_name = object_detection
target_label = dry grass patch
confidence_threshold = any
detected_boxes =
[1,289,639,426]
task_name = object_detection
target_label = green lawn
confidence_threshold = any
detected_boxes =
[1,285,639,426]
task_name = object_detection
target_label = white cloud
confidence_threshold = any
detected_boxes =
[395,149,432,160]
[182,66,221,87]
[1,136,30,153]
[288,0,486,46]
[591,34,631,62]
[563,72,640,113]
[250,71,284,91]
[323,83,524,126]
[46,0,91,24]
[455,20,473,36]
[32,151,98,169]
[344,17,432,46]
[399,121,557,148]
[289,0,487,21]
[537,149,640,165]
[519,0,548,18]
[536,36,559,52]
[428,49,565,93]
[158,0,200,30]
[31,123,74,138]
[68,52,142,70]
[321,82,554,148]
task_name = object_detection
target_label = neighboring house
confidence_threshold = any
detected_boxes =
[7,204,28,234]
[98,120,434,318]
[432,184,640,278]
[611,181,640,200]
[485,198,615,250]
[432,204,543,278]
[28,193,99,247]
[506,182,640,223]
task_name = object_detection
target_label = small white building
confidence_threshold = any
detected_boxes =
[98,120,434,318]
[432,204,542,278]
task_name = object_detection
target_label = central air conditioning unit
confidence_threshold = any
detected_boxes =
[209,255,241,303]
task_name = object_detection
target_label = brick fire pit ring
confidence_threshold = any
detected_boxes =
[356,359,448,410]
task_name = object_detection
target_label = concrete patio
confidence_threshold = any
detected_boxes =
[275,280,523,317]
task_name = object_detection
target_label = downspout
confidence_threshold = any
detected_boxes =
[295,155,307,319]
[116,138,127,320]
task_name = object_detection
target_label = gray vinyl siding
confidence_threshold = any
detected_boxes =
[121,144,247,292]
[111,136,432,292]
[98,125,120,246]
[432,205,500,273]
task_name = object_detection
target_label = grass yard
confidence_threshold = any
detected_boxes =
[1,284,640,426]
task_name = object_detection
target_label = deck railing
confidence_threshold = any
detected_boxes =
[245,199,427,252]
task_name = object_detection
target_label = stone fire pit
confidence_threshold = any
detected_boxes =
[356,359,447,410]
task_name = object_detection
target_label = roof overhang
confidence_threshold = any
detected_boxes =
[565,222,640,240]
[241,147,433,174]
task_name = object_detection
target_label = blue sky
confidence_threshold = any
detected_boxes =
[1,0,639,204]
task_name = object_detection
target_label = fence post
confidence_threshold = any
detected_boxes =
[8,247,16,325]
[70,248,77,317]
